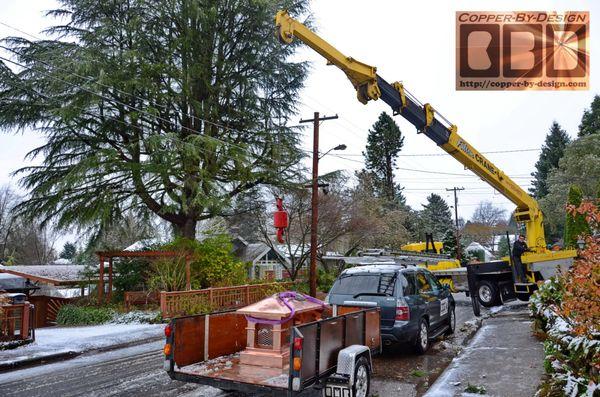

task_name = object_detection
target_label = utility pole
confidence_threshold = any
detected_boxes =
[446,187,465,261]
[300,112,338,297]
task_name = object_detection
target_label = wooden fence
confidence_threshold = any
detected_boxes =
[160,282,295,319]
[124,291,160,310]
[28,296,74,328]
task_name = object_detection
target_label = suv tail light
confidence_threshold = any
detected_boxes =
[395,300,410,321]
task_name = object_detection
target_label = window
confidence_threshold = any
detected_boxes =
[401,272,417,296]
[416,272,432,293]
[425,272,442,292]
[330,273,396,296]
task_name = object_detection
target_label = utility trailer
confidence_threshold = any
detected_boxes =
[163,307,381,396]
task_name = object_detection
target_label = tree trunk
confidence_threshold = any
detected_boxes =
[174,218,197,240]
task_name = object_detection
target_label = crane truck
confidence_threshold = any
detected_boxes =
[274,11,577,316]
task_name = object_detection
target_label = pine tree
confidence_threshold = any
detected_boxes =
[564,185,591,248]
[497,235,511,257]
[578,95,600,137]
[0,0,309,239]
[420,194,453,240]
[441,228,465,260]
[59,242,77,260]
[363,112,406,207]
[530,122,571,198]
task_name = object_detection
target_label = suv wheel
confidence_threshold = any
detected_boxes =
[414,318,429,354]
[445,306,456,335]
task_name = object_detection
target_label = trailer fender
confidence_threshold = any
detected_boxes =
[335,345,372,385]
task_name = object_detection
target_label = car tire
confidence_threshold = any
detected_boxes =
[477,280,500,307]
[414,318,429,354]
[352,357,370,397]
[445,305,456,335]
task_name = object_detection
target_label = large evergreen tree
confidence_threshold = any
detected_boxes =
[0,0,309,239]
[420,193,453,240]
[530,121,571,198]
[362,112,405,206]
[578,95,600,137]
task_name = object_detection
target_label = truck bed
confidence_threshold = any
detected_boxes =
[178,354,289,389]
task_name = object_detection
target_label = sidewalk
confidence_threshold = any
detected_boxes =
[424,309,544,397]
[0,323,164,371]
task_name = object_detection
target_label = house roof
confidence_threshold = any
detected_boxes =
[234,242,272,263]
[0,265,93,286]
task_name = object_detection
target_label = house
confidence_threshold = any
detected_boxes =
[232,237,291,280]
[0,272,39,294]
[0,264,92,298]
[465,242,495,262]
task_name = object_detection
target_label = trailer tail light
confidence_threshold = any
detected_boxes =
[293,357,302,371]
[163,343,172,356]
[293,337,303,351]
[395,303,410,321]
[164,324,172,338]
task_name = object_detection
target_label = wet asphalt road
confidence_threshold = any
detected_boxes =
[0,294,485,397]
[0,341,224,397]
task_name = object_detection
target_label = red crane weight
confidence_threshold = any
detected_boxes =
[274,197,288,243]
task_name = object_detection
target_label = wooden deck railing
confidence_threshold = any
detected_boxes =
[160,282,295,319]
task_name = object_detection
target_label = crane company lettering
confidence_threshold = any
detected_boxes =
[457,139,497,175]
[456,11,589,91]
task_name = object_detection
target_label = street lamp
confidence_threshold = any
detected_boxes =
[318,144,347,160]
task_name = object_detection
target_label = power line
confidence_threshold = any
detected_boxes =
[338,148,541,157]
[329,153,534,179]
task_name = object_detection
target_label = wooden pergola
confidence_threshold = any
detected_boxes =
[95,250,191,304]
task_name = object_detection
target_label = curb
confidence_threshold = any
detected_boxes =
[0,335,163,373]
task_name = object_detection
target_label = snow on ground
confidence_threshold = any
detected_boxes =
[0,341,163,384]
[0,323,164,366]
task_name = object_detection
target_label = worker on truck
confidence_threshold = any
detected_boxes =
[512,234,531,282]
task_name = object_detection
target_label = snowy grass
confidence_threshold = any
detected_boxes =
[0,323,164,366]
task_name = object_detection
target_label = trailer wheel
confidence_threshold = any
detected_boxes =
[352,357,370,397]
[477,280,500,307]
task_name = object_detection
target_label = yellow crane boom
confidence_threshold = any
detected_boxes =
[275,10,575,265]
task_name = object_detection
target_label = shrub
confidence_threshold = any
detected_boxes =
[317,268,338,293]
[147,256,188,292]
[155,236,248,290]
[56,305,115,325]
[530,199,600,397]
[56,305,162,325]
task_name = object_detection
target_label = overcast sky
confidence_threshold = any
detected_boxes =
[0,0,598,236]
